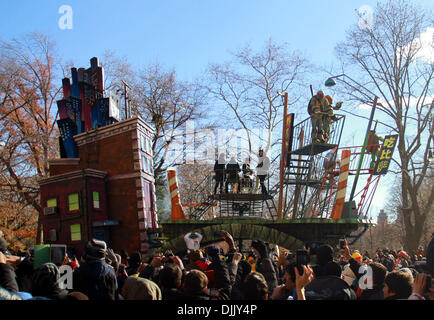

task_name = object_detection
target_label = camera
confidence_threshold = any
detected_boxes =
[162,251,174,264]
[296,249,309,274]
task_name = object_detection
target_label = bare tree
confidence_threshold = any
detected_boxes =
[207,39,310,161]
[335,0,433,253]
[131,63,206,177]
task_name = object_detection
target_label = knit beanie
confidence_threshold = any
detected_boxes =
[84,239,107,261]
[121,277,162,300]
[352,252,363,263]
[31,263,61,298]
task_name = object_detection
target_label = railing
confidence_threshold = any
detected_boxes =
[190,171,275,220]
[182,174,216,220]
[291,114,346,152]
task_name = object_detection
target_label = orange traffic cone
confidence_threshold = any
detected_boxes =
[330,149,351,219]
[167,168,187,220]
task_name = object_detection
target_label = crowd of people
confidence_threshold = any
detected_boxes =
[0,231,433,301]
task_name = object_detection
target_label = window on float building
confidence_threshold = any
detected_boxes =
[70,224,81,241]
[93,191,100,209]
[47,198,57,208]
[68,193,80,211]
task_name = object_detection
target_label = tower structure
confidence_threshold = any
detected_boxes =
[38,58,158,257]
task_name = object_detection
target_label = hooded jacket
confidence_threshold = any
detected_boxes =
[0,263,19,293]
[226,158,240,182]
[73,259,118,300]
[305,275,356,300]
[31,263,68,300]
[214,154,226,181]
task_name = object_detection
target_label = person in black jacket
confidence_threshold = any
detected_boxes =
[72,239,118,300]
[251,240,278,295]
[205,245,232,293]
[31,263,68,300]
[304,261,357,300]
[0,250,19,293]
[0,237,19,294]
[214,153,226,194]
[225,157,241,193]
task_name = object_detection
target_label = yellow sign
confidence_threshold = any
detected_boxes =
[373,135,398,175]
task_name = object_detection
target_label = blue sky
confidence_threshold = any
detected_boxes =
[1,0,433,220]
[0,0,385,79]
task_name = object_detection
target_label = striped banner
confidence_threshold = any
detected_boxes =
[167,168,186,220]
[330,149,351,219]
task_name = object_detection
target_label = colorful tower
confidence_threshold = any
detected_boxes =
[38,58,158,257]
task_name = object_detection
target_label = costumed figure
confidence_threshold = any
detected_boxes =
[255,149,270,195]
[225,156,241,193]
[213,153,226,194]
[308,90,328,143]
[240,157,254,193]
[322,95,342,143]
[184,232,203,251]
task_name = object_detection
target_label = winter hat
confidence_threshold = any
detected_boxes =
[352,252,363,263]
[84,239,107,261]
[31,263,61,298]
[121,277,162,300]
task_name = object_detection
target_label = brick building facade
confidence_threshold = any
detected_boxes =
[39,117,158,257]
